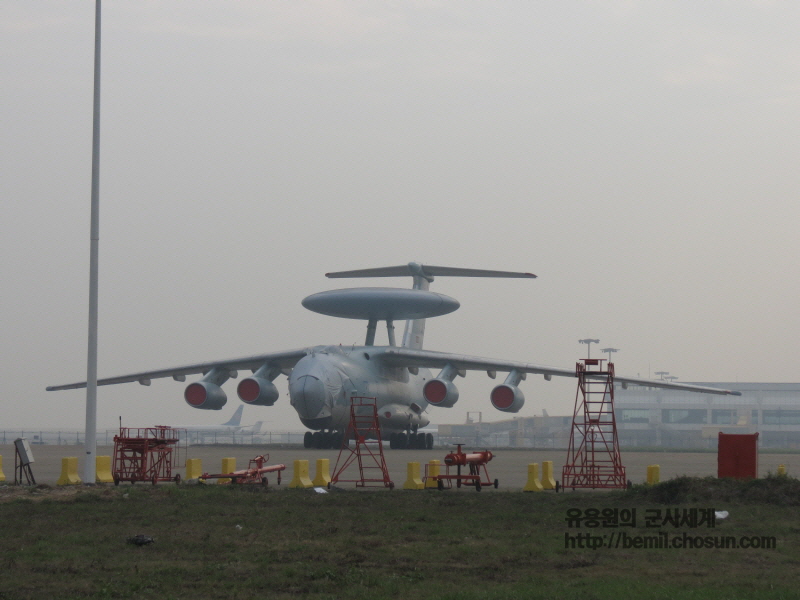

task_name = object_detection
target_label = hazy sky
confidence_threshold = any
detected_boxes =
[3,1,799,430]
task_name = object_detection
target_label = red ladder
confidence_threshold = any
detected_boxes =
[331,397,394,489]
[561,360,627,489]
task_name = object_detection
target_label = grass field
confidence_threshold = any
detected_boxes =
[1,477,799,599]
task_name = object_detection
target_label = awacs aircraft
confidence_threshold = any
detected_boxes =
[48,263,741,450]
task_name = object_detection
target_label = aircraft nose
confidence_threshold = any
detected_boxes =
[289,374,329,420]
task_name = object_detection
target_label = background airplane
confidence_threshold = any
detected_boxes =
[177,405,254,433]
[48,263,741,449]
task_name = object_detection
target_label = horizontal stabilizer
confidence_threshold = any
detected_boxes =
[327,262,536,280]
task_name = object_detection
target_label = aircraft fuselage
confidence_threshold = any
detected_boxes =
[287,345,432,433]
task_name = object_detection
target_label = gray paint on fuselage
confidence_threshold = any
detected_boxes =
[289,345,431,433]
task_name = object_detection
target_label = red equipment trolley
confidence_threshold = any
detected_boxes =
[112,426,184,485]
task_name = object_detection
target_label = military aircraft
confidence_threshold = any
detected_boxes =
[48,263,741,449]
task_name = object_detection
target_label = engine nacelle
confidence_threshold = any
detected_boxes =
[490,384,525,413]
[423,379,459,408]
[184,381,228,410]
[237,377,279,406]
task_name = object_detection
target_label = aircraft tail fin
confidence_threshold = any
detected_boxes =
[327,262,536,350]
[251,421,264,434]
[222,405,244,427]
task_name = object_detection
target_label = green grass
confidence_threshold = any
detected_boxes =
[1,478,799,599]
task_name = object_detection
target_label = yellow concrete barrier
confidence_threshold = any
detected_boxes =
[523,463,544,492]
[185,458,203,480]
[289,459,313,489]
[312,458,331,487]
[403,462,424,490]
[0,455,5,483]
[541,461,556,490]
[219,457,236,484]
[95,456,114,483]
[424,460,441,489]
[57,457,82,486]
[646,464,660,485]
[778,464,787,476]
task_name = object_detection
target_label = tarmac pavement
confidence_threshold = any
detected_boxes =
[2,443,798,490]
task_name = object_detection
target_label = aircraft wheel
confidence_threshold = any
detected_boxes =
[416,433,426,449]
[493,479,499,489]
[389,433,397,449]
[397,433,407,449]
[425,433,434,450]
[312,431,323,449]
[303,431,313,449]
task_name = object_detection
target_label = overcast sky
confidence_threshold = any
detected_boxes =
[3,1,799,431]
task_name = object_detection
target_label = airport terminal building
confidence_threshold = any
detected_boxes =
[438,382,800,449]
[615,382,800,449]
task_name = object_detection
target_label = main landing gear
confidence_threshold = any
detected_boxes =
[303,430,346,449]
[303,429,433,450]
[389,431,433,450]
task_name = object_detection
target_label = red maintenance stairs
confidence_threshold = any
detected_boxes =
[561,359,627,489]
[331,396,394,489]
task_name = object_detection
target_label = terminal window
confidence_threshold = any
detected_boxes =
[763,410,800,425]
[662,409,707,424]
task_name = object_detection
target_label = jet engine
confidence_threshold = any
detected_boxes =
[423,363,462,408]
[423,379,459,408]
[184,366,231,410]
[490,384,525,413]
[184,381,227,410]
[490,369,526,413]
[237,377,279,406]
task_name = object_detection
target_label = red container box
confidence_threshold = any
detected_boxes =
[717,432,759,479]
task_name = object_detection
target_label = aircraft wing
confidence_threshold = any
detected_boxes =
[46,348,309,391]
[378,347,742,396]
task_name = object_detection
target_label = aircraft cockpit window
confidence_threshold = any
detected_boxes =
[319,345,344,356]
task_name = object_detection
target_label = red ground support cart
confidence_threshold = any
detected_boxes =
[200,455,286,486]
[425,444,498,491]
[112,426,184,485]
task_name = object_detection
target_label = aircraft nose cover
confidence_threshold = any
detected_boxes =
[290,375,329,420]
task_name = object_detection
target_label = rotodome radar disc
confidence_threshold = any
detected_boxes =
[301,288,460,320]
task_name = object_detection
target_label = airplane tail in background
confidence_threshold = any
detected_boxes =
[327,262,536,350]
[250,421,264,434]
[222,405,244,427]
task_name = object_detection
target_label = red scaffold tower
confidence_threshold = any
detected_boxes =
[331,397,394,489]
[561,359,627,489]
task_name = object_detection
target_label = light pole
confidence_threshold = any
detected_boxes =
[578,339,600,359]
[601,347,619,364]
[84,0,102,485]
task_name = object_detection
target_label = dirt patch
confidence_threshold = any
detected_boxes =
[0,484,93,503]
